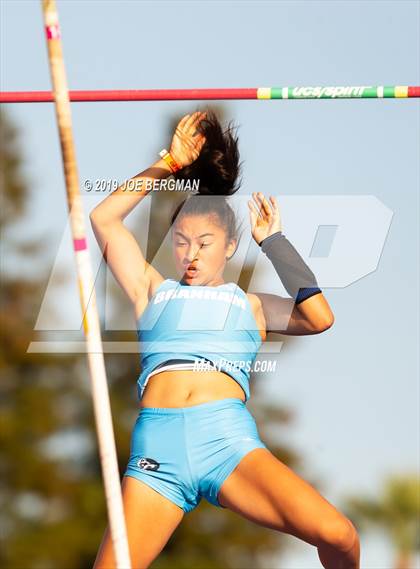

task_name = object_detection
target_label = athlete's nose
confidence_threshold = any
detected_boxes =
[184,243,202,264]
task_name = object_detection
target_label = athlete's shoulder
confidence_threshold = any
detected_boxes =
[245,291,263,310]
[149,277,178,298]
[229,283,258,301]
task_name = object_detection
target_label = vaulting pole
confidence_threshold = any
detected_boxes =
[40,1,131,567]
[1,85,419,103]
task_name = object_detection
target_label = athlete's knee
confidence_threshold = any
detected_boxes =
[318,516,359,553]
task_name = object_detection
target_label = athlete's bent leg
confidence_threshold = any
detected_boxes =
[217,448,360,569]
[93,476,184,569]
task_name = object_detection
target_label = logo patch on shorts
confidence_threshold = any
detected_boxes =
[137,457,160,471]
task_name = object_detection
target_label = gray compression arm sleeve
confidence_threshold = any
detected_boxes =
[259,231,322,304]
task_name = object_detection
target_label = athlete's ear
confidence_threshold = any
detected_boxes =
[226,238,237,260]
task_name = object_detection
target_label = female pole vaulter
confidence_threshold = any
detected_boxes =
[91,110,360,569]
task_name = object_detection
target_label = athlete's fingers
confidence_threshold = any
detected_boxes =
[195,136,206,153]
[258,192,273,217]
[175,126,187,140]
[193,131,206,144]
[184,111,205,134]
[193,111,207,125]
[248,207,258,232]
[178,115,195,136]
[252,192,269,219]
[248,200,260,225]
[190,112,207,136]
[251,193,262,216]
[184,112,199,131]
[269,195,281,218]
[177,114,191,131]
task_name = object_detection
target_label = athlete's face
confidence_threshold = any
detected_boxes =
[172,214,236,286]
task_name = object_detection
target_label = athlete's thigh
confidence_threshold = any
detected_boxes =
[217,447,347,547]
[93,476,184,569]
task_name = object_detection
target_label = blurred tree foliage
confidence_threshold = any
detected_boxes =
[0,109,105,569]
[0,107,314,569]
[342,474,420,569]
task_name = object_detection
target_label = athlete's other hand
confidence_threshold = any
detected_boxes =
[169,111,207,169]
[248,192,283,245]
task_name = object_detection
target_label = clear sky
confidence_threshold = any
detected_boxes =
[1,1,419,567]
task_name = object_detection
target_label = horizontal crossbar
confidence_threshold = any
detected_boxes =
[1,86,419,103]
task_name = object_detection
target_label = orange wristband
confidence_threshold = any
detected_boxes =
[159,149,182,173]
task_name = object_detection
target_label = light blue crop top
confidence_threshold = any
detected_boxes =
[136,279,262,402]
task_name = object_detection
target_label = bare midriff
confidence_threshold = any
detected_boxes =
[138,369,246,408]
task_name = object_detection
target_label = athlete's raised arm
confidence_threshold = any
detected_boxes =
[248,191,334,335]
[89,111,207,305]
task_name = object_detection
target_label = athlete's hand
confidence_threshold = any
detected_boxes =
[248,192,283,245]
[169,111,207,169]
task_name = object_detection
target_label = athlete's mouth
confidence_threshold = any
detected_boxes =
[183,264,199,277]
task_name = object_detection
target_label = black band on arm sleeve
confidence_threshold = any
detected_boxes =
[259,231,322,304]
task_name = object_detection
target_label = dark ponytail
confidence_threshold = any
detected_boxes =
[170,109,243,254]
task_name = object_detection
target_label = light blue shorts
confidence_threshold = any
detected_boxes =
[124,397,267,513]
